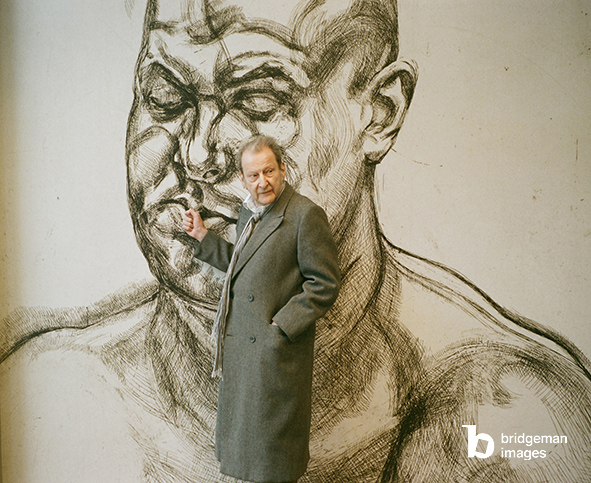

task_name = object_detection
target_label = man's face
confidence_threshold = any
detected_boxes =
[239,147,286,207]
[126,0,383,303]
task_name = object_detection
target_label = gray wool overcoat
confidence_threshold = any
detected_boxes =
[193,183,341,483]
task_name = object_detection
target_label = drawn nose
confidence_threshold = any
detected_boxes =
[185,141,229,183]
[182,103,230,184]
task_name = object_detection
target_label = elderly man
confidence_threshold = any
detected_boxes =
[182,134,340,482]
[1,0,591,482]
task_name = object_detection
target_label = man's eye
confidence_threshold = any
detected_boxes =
[233,91,286,122]
[141,75,189,122]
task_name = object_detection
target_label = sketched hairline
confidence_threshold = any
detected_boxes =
[149,17,304,52]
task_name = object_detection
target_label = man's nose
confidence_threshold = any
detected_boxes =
[258,175,269,189]
[181,102,229,183]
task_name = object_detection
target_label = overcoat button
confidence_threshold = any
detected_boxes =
[248,294,254,302]
[249,335,256,343]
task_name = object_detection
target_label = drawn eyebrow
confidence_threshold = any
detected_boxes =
[149,20,180,34]
[217,55,310,90]
[138,59,198,100]
[140,62,187,92]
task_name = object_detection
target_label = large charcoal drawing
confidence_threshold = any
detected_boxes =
[1,1,590,482]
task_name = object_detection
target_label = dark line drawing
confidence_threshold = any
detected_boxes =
[2,0,590,481]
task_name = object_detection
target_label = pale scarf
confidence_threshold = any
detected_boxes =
[210,187,284,377]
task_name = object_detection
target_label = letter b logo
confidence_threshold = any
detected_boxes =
[462,425,494,458]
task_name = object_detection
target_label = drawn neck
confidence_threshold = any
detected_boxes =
[148,289,219,439]
[331,178,387,321]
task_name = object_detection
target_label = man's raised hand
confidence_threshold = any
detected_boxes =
[183,209,208,241]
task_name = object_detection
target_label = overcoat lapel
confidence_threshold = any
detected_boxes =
[231,184,294,279]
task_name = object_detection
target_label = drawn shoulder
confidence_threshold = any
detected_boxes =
[386,240,590,376]
[381,241,591,482]
[0,279,159,364]
[0,305,155,482]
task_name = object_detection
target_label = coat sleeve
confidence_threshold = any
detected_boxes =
[193,231,234,273]
[272,204,341,341]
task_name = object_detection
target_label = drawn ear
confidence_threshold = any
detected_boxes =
[361,59,418,164]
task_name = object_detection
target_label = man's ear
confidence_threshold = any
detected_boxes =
[361,59,418,164]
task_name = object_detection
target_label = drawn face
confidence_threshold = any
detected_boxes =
[239,147,286,207]
[126,0,399,302]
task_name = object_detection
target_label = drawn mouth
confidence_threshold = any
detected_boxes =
[143,201,238,240]
[198,206,238,225]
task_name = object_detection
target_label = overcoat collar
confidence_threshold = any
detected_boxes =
[231,182,294,279]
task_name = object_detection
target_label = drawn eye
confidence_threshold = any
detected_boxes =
[141,72,189,122]
[234,91,286,122]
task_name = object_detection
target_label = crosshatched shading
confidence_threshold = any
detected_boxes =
[1,1,590,482]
